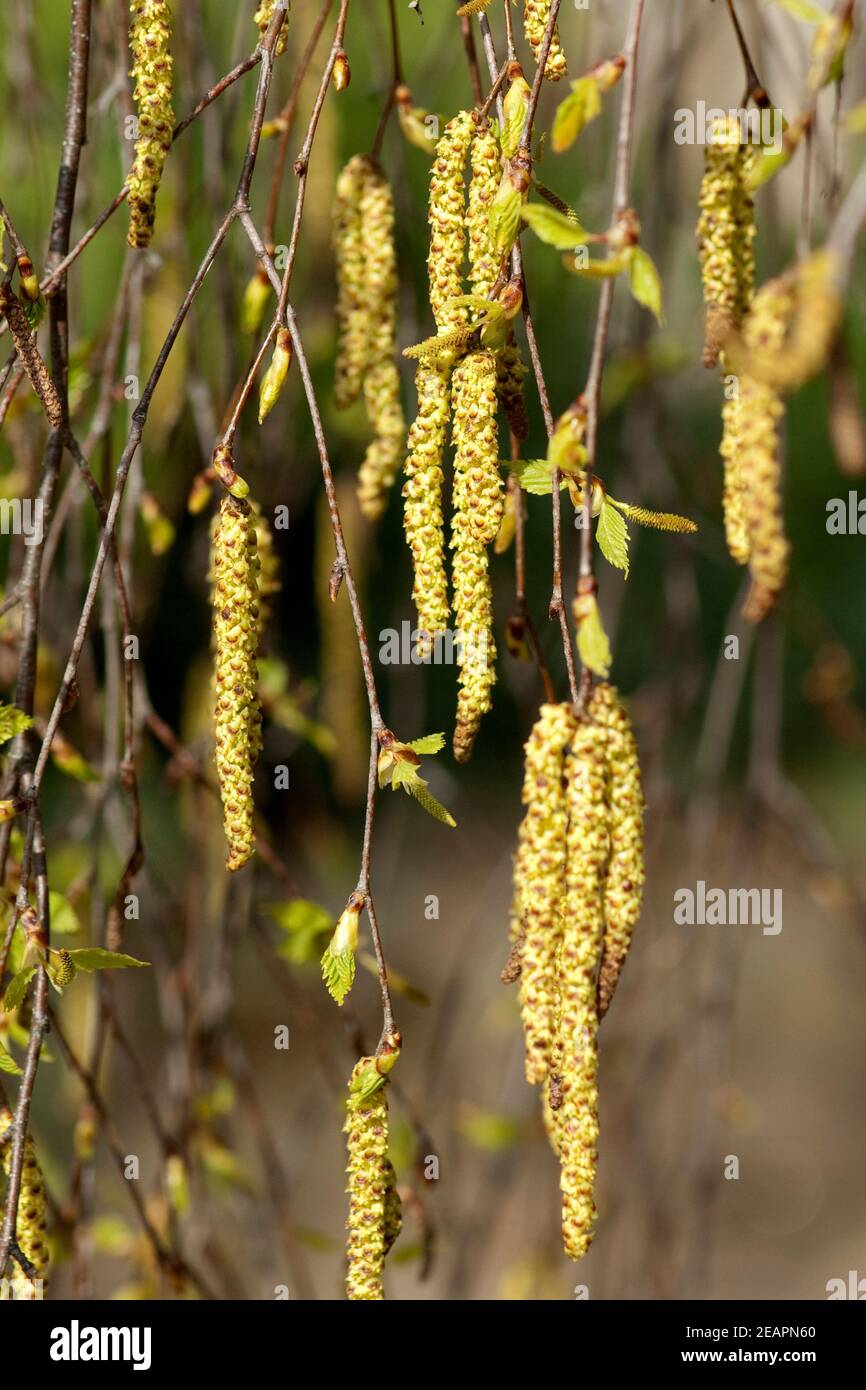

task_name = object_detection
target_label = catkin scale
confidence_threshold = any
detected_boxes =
[450,351,503,761]
[127,1,175,250]
[344,1061,392,1301]
[211,496,261,871]
[523,0,568,81]
[514,704,577,1085]
[1,1110,50,1299]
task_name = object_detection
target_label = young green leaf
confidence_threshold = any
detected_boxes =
[520,201,588,250]
[628,247,665,324]
[563,252,627,279]
[65,948,150,971]
[551,78,602,152]
[0,1041,22,1076]
[321,944,355,1006]
[266,898,332,937]
[407,733,446,756]
[2,966,36,1013]
[596,499,630,577]
[512,459,559,495]
[576,597,612,678]
[0,704,33,746]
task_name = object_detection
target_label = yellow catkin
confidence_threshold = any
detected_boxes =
[697,116,756,367]
[737,279,793,622]
[212,496,261,871]
[450,351,503,761]
[344,1060,391,1301]
[515,703,577,1085]
[127,1,175,250]
[557,717,610,1262]
[254,0,289,55]
[333,155,370,410]
[428,111,475,330]
[467,122,501,300]
[739,250,842,394]
[523,0,568,81]
[357,163,405,520]
[1,1110,50,1299]
[589,684,644,1021]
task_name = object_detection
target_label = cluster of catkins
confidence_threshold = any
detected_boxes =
[127,0,175,250]
[403,111,530,762]
[459,1,567,80]
[332,156,406,521]
[343,1043,401,1300]
[698,117,841,622]
[508,686,644,1260]
[1,1109,50,1299]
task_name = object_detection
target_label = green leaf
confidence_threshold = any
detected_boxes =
[513,459,560,495]
[628,247,664,324]
[407,733,446,755]
[0,1041,22,1076]
[576,598,612,678]
[563,252,627,278]
[596,499,630,577]
[321,944,355,1006]
[770,0,827,22]
[66,948,149,971]
[406,778,456,828]
[2,966,36,1013]
[265,898,332,938]
[0,704,32,747]
[49,890,80,936]
[520,201,588,250]
[551,78,602,152]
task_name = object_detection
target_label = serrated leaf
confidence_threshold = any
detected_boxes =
[407,733,446,755]
[3,966,36,1013]
[0,1042,22,1076]
[406,778,456,828]
[576,597,612,677]
[521,201,588,250]
[770,0,827,22]
[66,948,149,971]
[628,247,664,324]
[596,499,630,577]
[551,77,602,152]
[0,704,33,746]
[390,759,418,791]
[513,459,560,495]
[49,890,80,936]
[321,944,355,1006]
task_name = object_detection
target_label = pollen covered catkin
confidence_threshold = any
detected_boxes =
[468,123,501,300]
[1,1110,50,1299]
[428,111,475,330]
[557,717,610,1262]
[523,1,568,81]
[719,377,751,565]
[450,351,502,761]
[333,156,370,410]
[357,163,405,520]
[697,116,756,367]
[212,496,261,871]
[589,684,644,1020]
[344,1060,391,1301]
[254,0,289,54]
[515,703,577,1085]
[127,1,175,250]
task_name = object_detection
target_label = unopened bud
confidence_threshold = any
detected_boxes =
[258,327,292,423]
[332,51,351,92]
[212,445,250,499]
[241,267,272,336]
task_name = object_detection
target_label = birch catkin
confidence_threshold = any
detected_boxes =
[450,351,502,761]
[1,1110,50,1299]
[515,703,576,1085]
[212,496,261,871]
[590,684,644,1020]
[467,122,501,301]
[127,0,175,250]
[357,163,405,520]
[344,1060,392,1301]
[523,1,568,81]
[697,116,755,367]
[333,156,370,410]
[254,0,289,55]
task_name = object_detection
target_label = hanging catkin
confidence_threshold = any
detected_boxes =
[590,683,644,1020]
[254,1,289,55]
[467,122,501,300]
[127,1,175,250]
[1,1110,50,1299]
[212,496,261,871]
[357,163,406,520]
[523,1,568,82]
[556,716,610,1262]
[514,703,576,1085]
[333,156,370,411]
[344,1059,393,1301]
[697,115,756,368]
[403,112,474,648]
[450,350,502,762]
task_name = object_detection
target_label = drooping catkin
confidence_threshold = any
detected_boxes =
[719,373,751,565]
[127,1,175,250]
[427,111,475,329]
[450,351,503,762]
[254,0,289,55]
[344,1060,392,1301]
[467,122,501,300]
[696,116,756,367]
[523,0,568,81]
[1,1110,50,1299]
[589,683,644,1020]
[737,279,792,623]
[212,496,261,871]
[357,163,405,520]
[333,156,370,410]
[557,717,610,1262]
[514,703,577,1085]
